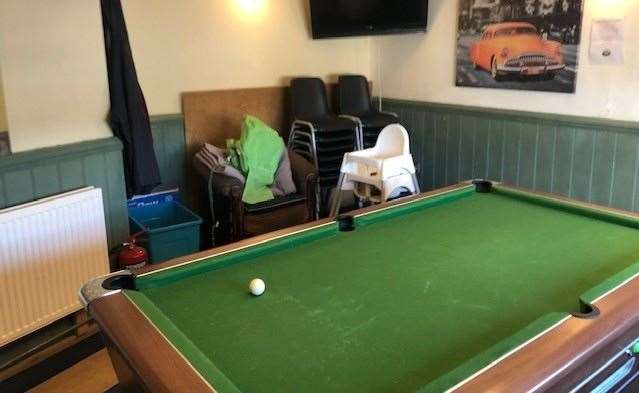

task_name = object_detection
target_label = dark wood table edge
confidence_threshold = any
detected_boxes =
[90,293,216,393]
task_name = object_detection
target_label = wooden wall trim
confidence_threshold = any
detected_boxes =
[0,137,122,170]
[151,114,184,122]
[382,98,639,134]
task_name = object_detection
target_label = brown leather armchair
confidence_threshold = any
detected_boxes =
[194,149,317,245]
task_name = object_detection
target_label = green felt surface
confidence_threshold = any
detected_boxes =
[131,188,639,393]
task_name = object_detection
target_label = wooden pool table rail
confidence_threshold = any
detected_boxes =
[134,182,475,278]
[136,180,639,281]
[452,270,639,392]
[85,181,639,393]
[90,293,215,393]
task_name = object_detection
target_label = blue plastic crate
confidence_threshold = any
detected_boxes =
[128,201,202,263]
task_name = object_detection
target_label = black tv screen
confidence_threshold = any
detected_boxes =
[310,0,428,39]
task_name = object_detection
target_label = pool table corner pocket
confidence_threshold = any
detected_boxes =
[472,179,494,193]
[572,301,600,319]
[79,271,135,307]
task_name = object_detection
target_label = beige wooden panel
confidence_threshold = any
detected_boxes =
[181,84,345,211]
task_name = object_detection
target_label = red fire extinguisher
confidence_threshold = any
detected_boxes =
[118,232,148,270]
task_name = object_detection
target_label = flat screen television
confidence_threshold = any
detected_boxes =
[310,0,428,39]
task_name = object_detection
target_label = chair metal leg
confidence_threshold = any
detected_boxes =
[338,115,363,150]
[329,172,346,217]
[411,174,421,194]
[288,124,298,149]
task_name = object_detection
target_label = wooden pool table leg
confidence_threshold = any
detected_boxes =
[102,334,147,393]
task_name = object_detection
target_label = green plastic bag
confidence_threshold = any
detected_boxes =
[226,116,284,204]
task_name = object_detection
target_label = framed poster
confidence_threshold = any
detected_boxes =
[455,0,584,93]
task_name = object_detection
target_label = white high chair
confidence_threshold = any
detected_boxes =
[329,124,420,216]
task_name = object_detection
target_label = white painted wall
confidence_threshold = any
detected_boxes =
[0,0,112,152]
[0,62,8,131]
[122,0,371,115]
[371,0,639,122]
[0,0,371,152]
[9,0,633,152]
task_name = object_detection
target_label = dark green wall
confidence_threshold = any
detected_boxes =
[382,99,639,212]
[0,137,128,248]
[151,114,186,191]
[4,103,638,246]
[0,115,185,249]
[15,101,639,243]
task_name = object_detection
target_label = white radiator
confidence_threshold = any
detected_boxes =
[0,187,110,346]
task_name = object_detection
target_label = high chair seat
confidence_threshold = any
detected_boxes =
[330,124,420,216]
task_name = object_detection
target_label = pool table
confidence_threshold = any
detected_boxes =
[81,181,639,393]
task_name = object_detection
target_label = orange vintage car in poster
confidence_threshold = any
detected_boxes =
[456,0,584,93]
[469,22,565,80]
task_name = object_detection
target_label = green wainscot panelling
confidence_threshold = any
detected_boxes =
[150,114,186,192]
[0,137,128,248]
[382,98,639,213]
[0,115,184,249]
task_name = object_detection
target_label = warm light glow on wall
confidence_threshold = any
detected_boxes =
[591,0,629,17]
[235,0,265,18]
[594,0,624,6]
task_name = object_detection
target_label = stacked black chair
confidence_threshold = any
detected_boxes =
[288,78,359,211]
[338,75,399,148]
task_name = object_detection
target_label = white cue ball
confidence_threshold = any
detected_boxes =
[249,279,266,296]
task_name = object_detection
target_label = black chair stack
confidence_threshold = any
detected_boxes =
[288,78,358,209]
[337,75,399,148]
